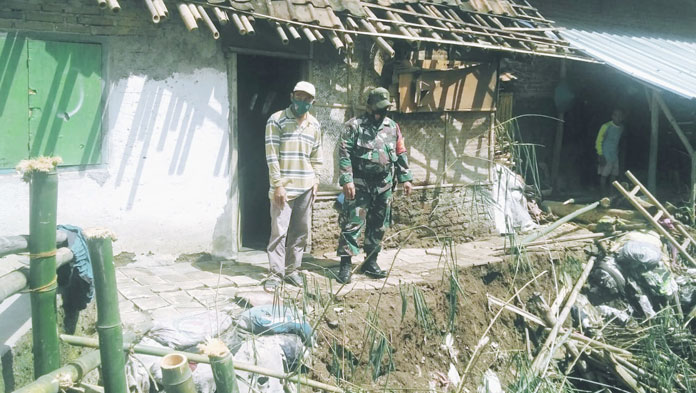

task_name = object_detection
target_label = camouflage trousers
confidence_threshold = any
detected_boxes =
[337,186,392,259]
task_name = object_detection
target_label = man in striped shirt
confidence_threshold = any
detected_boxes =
[264,81,322,290]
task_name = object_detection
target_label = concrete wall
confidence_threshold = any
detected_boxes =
[309,41,494,252]
[0,0,237,257]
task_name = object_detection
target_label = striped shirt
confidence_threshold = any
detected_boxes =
[265,107,323,200]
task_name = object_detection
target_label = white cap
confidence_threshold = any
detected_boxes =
[293,81,316,97]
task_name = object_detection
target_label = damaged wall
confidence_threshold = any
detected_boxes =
[0,0,236,257]
[309,42,494,252]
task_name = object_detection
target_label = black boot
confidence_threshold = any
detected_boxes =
[359,255,387,279]
[336,256,352,284]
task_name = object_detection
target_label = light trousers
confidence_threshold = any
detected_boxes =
[267,188,313,276]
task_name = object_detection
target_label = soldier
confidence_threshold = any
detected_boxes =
[335,87,413,284]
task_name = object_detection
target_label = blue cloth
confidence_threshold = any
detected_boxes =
[601,123,623,162]
[238,305,313,343]
[57,225,94,311]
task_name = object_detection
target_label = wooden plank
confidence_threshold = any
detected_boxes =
[628,185,640,197]
[648,89,659,191]
[655,93,693,155]
[613,180,696,266]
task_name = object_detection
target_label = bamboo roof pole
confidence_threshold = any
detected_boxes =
[12,350,102,393]
[362,7,389,32]
[61,335,344,393]
[187,3,202,20]
[106,0,120,13]
[213,7,229,24]
[384,10,414,38]
[390,11,420,38]
[97,0,107,9]
[177,3,198,31]
[287,25,302,39]
[197,6,220,39]
[328,31,345,50]
[274,23,290,45]
[27,164,61,377]
[86,231,127,393]
[312,29,326,42]
[302,27,317,42]
[143,0,161,23]
[230,13,247,35]
[161,354,197,393]
[0,248,73,305]
[240,15,255,35]
[153,0,169,18]
[416,3,464,42]
[356,18,395,57]
[342,32,354,48]
[404,5,441,40]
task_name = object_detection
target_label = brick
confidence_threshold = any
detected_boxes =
[60,23,92,34]
[132,295,169,311]
[0,10,24,19]
[77,15,116,26]
[25,12,66,23]
[17,20,58,31]
[0,18,16,28]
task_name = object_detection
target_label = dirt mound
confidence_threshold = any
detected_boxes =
[310,251,583,391]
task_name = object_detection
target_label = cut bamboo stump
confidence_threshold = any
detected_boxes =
[87,233,127,393]
[28,169,61,377]
[12,350,102,393]
[161,354,197,393]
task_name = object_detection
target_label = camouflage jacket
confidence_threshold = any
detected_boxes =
[338,115,413,193]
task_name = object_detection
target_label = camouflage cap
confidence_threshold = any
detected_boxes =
[367,87,391,110]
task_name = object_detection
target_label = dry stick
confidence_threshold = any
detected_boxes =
[488,295,632,356]
[455,270,549,393]
[530,257,596,376]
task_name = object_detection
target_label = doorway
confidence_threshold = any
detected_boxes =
[237,54,304,249]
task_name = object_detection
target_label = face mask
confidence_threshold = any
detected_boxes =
[291,99,312,116]
[371,109,387,124]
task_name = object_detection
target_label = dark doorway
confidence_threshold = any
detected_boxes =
[237,54,304,249]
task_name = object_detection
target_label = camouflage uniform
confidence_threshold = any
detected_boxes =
[337,115,413,259]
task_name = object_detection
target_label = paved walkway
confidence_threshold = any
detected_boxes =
[114,237,507,328]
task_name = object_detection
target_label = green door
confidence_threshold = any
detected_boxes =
[27,39,103,166]
[0,34,30,169]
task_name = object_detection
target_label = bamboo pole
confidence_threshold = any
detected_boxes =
[519,199,603,247]
[97,0,107,9]
[213,7,229,24]
[0,231,67,258]
[187,3,202,20]
[197,6,220,39]
[240,15,255,35]
[29,169,61,377]
[161,354,196,393]
[87,232,126,393]
[312,29,325,42]
[0,247,73,304]
[200,340,240,393]
[153,0,168,18]
[531,257,596,375]
[274,23,289,45]
[342,33,354,48]
[60,335,343,393]
[302,27,317,42]
[105,0,120,13]
[12,350,102,393]
[287,25,301,40]
[177,3,198,31]
[230,13,247,35]
[328,31,344,50]
[358,18,395,57]
[143,0,161,23]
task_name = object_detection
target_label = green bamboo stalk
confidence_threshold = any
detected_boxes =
[29,170,61,377]
[60,334,344,393]
[87,234,127,393]
[12,350,101,393]
[0,248,74,304]
[200,340,240,393]
[160,354,197,393]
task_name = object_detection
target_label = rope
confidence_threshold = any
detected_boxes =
[28,275,58,293]
[28,249,58,259]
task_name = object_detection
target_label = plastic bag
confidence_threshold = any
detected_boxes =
[641,267,678,297]
[617,241,662,271]
[589,257,626,296]
[149,310,233,350]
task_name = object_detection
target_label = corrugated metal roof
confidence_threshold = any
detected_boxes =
[560,28,696,100]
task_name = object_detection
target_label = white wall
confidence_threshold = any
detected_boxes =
[0,27,238,258]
